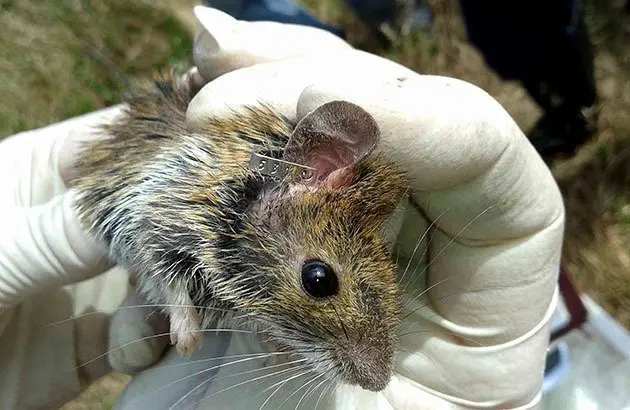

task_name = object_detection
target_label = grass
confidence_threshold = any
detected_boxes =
[0,0,197,137]
[60,373,131,410]
[1,0,629,408]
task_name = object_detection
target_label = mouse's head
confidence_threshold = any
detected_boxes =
[234,101,408,391]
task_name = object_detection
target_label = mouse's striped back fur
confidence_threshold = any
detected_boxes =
[72,71,409,392]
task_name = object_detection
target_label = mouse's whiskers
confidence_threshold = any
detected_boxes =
[295,372,328,410]
[128,355,304,408]
[331,304,349,341]
[276,370,322,410]
[398,205,448,289]
[315,379,335,410]
[402,274,456,312]
[395,346,441,371]
[72,327,253,371]
[172,362,308,410]
[143,351,292,374]
[398,327,488,347]
[399,216,440,296]
[257,368,312,410]
[45,303,232,328]
[422,202,497,270]
[400,283,513,322]
[401,202,499,311]
[188,362,311,409]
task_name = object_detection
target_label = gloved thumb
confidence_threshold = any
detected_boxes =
[0,189,113,307]
[192,6,351,81]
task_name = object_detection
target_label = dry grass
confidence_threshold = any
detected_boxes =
[1,0,629,408]
[60,374,131,410]
[0,0,198,137]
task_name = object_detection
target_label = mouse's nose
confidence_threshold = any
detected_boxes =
[339,342,394,392]
[357,374,389,392]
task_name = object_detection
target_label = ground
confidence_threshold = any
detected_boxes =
[1,0,629,408]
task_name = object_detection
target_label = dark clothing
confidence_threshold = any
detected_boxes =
[459,0,597,110]
[202,0,346,39]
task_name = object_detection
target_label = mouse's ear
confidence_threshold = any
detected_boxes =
[283,100,379,189]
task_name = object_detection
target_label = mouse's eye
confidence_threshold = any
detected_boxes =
[301,260,339,299]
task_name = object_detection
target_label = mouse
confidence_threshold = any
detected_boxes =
[71,70,409,392]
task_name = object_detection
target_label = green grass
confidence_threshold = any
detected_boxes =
[0,0,195,137]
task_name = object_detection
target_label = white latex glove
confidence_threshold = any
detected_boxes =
[191,6,351,82]
[113,7,564,410]
[0,106,177,409]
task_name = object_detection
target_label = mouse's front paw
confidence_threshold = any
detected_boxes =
[169,306,203,358]
[173,329,203,358]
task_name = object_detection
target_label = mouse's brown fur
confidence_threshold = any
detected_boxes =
[72,70,408,392]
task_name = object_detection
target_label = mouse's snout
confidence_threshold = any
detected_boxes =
[336,340,394,392]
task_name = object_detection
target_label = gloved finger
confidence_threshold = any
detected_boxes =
[0,106,124,208]
[180,65,210,96]
[58,106,125,186]
[0,127,67,207]
[192,6,351,82]
[186,49,417,129]
[108,289,171,375]
[294,67,563,407]
[0,190,112,307]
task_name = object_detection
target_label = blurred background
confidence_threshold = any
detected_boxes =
[1,0,629,408]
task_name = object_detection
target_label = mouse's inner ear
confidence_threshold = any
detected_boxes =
[283,100,379,189]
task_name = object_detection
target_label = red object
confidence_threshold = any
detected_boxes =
[550,264,588,341]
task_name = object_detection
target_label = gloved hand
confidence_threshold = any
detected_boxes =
[112,7,565,410]
[0,106,130,410]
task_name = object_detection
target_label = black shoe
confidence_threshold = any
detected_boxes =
[527,105,595,162]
